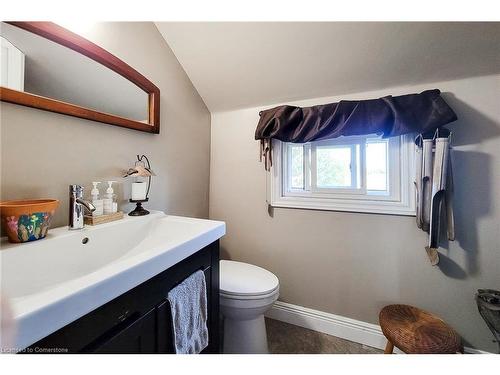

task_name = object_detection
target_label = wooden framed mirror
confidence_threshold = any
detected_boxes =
[0,22,160,133]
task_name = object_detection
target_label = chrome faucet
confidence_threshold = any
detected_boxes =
[69,185,96,230]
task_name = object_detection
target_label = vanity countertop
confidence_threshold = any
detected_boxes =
[0,211,225,350]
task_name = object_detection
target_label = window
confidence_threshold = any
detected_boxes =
[267,134,415,215]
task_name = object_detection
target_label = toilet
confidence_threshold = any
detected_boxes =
[219,260,279,354]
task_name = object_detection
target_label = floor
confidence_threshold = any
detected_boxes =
[265,318,383,354]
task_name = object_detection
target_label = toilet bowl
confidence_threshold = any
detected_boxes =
[220,260,279,354]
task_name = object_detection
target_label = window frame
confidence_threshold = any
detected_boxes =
[267,134,416,216]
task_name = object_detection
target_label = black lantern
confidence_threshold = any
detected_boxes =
[123,155,155,216]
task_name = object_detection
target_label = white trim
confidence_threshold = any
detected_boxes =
[266,301,387,350]
[268,135,416,216]
[464,347,492,355]
[266,301,492,354]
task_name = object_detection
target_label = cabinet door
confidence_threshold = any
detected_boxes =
[156,300,175,353]
[91,308,156,354]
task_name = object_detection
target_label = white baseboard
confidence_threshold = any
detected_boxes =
[265,301,492,354]
[464,347,492,355]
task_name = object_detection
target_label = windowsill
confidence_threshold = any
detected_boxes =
[270,195,416,216]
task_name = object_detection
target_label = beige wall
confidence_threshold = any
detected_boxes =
[0,22,211,227]
[210,74,500,352]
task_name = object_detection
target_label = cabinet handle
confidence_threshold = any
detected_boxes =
[117,310,130,322]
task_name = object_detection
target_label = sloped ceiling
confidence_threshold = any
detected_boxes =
[155,22,500,112]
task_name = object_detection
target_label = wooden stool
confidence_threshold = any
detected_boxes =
[379,304,463,354]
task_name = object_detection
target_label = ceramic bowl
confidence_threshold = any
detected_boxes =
[0,199,59,243]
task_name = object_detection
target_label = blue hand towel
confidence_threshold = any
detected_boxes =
[167,270,209,354]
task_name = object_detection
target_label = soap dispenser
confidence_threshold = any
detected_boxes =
[91,182,104,216]
[103,181,118,214]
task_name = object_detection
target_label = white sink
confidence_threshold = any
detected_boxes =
[0,211,225,350]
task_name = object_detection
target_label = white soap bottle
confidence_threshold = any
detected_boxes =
[91,182,104,216]
[103,181,117,214]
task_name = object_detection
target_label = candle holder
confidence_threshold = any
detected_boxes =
[128,198,150,216]
[123,155,155,217]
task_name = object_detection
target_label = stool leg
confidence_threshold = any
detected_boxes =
[384,341,394,354]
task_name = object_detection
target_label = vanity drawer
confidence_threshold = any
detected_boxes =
[89,308,157,354]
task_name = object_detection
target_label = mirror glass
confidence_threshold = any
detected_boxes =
[1,22,150,123]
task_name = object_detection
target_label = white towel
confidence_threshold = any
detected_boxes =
[167,270,209,354]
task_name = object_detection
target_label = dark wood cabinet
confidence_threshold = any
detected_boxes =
[26,241,220,354]
[91,308,157,354]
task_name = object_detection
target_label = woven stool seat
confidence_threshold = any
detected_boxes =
[379,304,463,354]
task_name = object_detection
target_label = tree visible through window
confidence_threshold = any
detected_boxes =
[316,146,353,188]
[290,145,304,189]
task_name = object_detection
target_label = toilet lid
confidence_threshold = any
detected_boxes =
[220,260,279,296]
